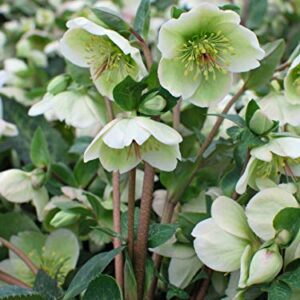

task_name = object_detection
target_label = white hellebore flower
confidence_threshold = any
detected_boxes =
[0,169,49,221]
[284,54,300,104]
[192,196,258,272]
[84,117,182,174]
[236,136,300,194]
[158,3,264,107]
[245,187,299,241]
[60,17,147,99]
[28,90,106,129]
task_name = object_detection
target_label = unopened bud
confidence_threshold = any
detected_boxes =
[249,110,274,135]
[139,93,166,115]
[47,74,71,95]
[31,168,46,189]
[246,244,283,286]
[275,229,291,246]
[50,211,78,227]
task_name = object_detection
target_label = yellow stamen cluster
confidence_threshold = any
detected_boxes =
[178,31,235,80]
[85,36,134,81]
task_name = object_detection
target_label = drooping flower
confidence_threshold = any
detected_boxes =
[60,17,147,99]
[158,3,264,107]
[84,117,182,174]
[284,54,300,104]
[192,196,258,272]
[28,89,107,129]
[0,169,48,221]
[0,229,79,286]
[245,187,299,241]
[236,136,300,194]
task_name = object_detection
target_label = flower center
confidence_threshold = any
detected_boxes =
[85,36,134,80]
[178,31,235,80]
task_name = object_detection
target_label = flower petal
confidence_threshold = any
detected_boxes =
[187,72,232,107]
[212,196,253,240]
[246,188,299,240]
[158,58,199,99]
[32,187,49,222]
[236,157,257,194]
[136,117,183,145]
[268,137,300,159]
[192,218,249,272]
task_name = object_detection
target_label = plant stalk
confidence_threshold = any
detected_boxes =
[0,270,30,288]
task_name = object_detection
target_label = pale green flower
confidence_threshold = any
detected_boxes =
[60,17,147,99]
[0,229,79,286]
[84,117,182,174]
[236,136,300,194]
[0,169,48,221]
[284,54,300,104]
[158,3,264,107]
[245,187,299,241]
[29,90,107,129]
[192,196,258,272]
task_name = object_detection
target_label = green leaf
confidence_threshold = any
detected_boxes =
[268,281,292,300]
[92,8,130,37]
[246,0,268,29]
[133,0,151,39]
[69,136,92,155]
[171,6,186,19]
[121,208,140,239]
[63,247,124,300]
[74,159,99,188]
[219,4,241,14]
[273,207,300,245]
[113,76,147,111]
[166,286,190,300]
[124,255,137,300]
[245,100,260,127]
[33,270,63,300]
[245,39,285,90]
[66,62,92,87]
[0,286,43,300]
[279,266,300,290]
[207,113,245,127]
[30,127,51,168]
[148,224,178,248]
[220,167,241,197]
[83,275,123,300]
[50,163,77,187]
[181,105,207,131]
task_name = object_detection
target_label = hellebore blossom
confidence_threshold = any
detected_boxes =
[84,117,182,174]
[0,229,79,286]
[60,17,147,99]
[236,136,300,194]
[0,169,48,221]
[245,187,299,241]
[284,54,300,104]
[192,196,258,272]
[158,3,264,107]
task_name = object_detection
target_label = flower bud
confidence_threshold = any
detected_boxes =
[50,211,78,228]
[139,93,166,115]
[275,229,291,246]
[47,74,71,95]
[36,9,55,28]
[246,244,283,286]
[249,110,274,135]
[31,168,46,189]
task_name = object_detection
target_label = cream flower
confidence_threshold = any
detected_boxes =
[0,169,48,221]
[192,196,258,272]
[28,90,107,129]
[84,117,182,174]
[60,17,147,99]
[284,54,300,104]
[236,136,300,194]
[158,3,264,107]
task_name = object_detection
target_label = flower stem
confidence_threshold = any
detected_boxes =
[0,270,30,288]
[148,84,246,299]
[127,168,136,261]
[104,97,124,291]
[0,237,38,275]
[134,163,155,300]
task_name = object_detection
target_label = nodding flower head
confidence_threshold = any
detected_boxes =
[158,3,264,107]
[60,17,147,99]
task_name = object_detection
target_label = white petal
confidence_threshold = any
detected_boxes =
[236,157,257,194]
[158,58,199,99]
[168,256,202,288]
[32,187,49,222]
[268,137,300,159]
[187,72,232,107]
[136,117,182,145]
[212,196,253,240]
[0,119,18,137]
[83,118,120,162]
[250,144,273,162]
[0,169,34,203]
[192,218,249,272]
[246,188,299,241]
